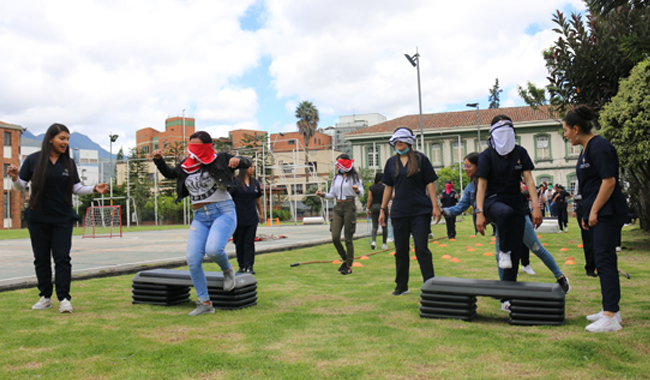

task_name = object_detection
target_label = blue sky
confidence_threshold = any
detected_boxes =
[0,0,586,151]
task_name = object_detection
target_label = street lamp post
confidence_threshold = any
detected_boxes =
[109,133,119,201]
[405,48,425,151]
[466,103,480,148]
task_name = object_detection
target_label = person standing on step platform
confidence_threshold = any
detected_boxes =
[554,184,571,232]
[316,154,363,275]
[378,127,442,296]
[475,115,543,310]
[440,181,458,239]
[443,152,570,295]
[153,131,251,316]
[7,123,109,313]
[563,106,628,333]
[366,172,388,250]
[232,164,264,275]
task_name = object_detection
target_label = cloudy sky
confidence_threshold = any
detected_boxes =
[0,0,585,152]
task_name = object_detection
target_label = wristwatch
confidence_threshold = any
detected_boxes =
[474,208,483,214]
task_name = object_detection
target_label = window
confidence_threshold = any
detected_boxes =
[4,192,10,219]
[451,141,463,165]
[141,146,150,154]
[536,135,550,160]
[567,142,581,157]
[4,164,10,178]
[4,132,11,146]
[430,143,441,166]
[568,175,577,193]
[538,176,552,186]
[291,184,303,194]
[314,138,317,144]
[367,146,379,168]
[288,139,296,145]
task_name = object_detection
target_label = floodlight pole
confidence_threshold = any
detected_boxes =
[405,48,425,151]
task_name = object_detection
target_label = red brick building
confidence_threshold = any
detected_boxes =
[229,129,268,150]
[1,121,25,229]
[136,117,196,156]
[269,131,332,152]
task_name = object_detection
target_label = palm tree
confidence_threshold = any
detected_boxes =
[295,101,319,182]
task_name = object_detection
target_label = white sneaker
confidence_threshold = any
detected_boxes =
[498,251,512,269]
[371,241,376,250]
[585,315,622,333]
[521,265,536,275]
[382,244,388,250]
[59,299,73,313]
[586,310,622,323]
[32,296,51,310]
[616,246,622,252]
[386,237,394,243]
[501,301,511,312]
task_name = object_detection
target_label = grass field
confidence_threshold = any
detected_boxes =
[1,219,648,379]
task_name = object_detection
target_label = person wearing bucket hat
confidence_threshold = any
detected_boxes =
[316,154,363,275]
[379,127,442,296]
[475,115,543,309]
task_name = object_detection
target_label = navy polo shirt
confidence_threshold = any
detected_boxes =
[231,178,262,226]
[382,152,438,219]
[476,146,534,215]
[576,135,628,219]
[19,151,81,223]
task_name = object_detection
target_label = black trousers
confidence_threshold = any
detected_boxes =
[520,243,530,267]
[392,214,434,289]
[576,208,596,273]
[27,221,74,301]
[485,201,525,282]
[233,223,258,269]
[444,215,456,239]
[589,214,626,312]
[370,204,387,244]
[557,206,568,231]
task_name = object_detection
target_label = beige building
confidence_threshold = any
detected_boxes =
[345,106,580,191]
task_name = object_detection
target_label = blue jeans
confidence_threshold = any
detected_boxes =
[187,200,236,302]
[496,215,563,280]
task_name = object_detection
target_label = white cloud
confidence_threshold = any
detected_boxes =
[0,0,586,152]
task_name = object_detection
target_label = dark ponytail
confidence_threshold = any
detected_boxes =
[563,105,595,133]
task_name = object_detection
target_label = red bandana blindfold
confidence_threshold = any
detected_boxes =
[336,158,354,172]
[181,143,217,173]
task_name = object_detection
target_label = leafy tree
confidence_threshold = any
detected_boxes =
[302,196,323,215]
[599,58,650,230]
[488,78,503,109]
[295,100,319,182]
[434,164,470,196]
[518,2,650,116]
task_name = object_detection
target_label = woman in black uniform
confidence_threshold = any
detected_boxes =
[7,123,108,313]
[366,172,387,250]
[563,106,628,333]
[232,164,264,274]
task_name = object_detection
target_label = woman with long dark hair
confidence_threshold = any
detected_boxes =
[153,131,251,316]
[316,154,363,275]
[232,164,264,274]
[563,105,628,333]
[8,123,109,313]
[378,127,441,296]
[366,172,387,250]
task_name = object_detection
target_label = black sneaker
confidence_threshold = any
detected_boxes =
[392,287,410,296]
[340,264,352,275]
[237,267,246,273]
[245,267,256,275]
[586,270,598,278]
[557,275,571,294]
[338,263,347,273]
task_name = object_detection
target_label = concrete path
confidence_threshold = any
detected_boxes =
[0,221,373,291]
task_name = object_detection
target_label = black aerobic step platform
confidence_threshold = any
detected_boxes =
[132,269,258,310]
[420,277,565,326]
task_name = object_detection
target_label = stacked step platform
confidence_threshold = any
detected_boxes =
[420,277,565,325]
[132,269,257,310]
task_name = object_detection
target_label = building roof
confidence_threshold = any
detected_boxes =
[345,106,557,137]
[0,121,25,132]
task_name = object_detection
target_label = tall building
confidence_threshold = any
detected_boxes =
[333,113,387,156]
[1,121,25,229]
[135,116,196,156]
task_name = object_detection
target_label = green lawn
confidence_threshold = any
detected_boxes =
[1,219,648,379]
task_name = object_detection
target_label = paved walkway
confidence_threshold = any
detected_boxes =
[0,221,373,291]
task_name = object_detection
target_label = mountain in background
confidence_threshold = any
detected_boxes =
[22,130,117,159]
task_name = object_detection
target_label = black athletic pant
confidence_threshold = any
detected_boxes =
[589,214,626,312]
[520,243,530,267]
[444,215,456,239]
[392,214,434,290]
[27,221,74,301]
[557,206,568,231]
[370,204,387,244]
[576,208,596,274]
[485,201,525,282]
[233,223,258,269]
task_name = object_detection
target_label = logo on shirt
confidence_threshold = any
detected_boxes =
[579,162,590,169]
[514,159,522,170]
[62,169,69,177]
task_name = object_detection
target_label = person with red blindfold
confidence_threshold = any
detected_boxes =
[153,131,252,316]
[316,154,363,275]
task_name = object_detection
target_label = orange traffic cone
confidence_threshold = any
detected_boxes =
[577,244,584,248]
[276,218,280,225]
[450,257,461,263]
[441,254,452,259]
[475,243,483,247]
[565,259,576,265]
[332,260,341,264]
[267,218,271,226]
[560,247,569,252]
[467,248,476,252]
[352,262,363,267]
[411,255,417,260]
[483,252,494,256]
[440,244,448,247]
[389,251,396,256]
[360,256,370,260]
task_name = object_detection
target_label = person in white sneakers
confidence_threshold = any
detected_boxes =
[563,106,628,333]
[7,123,109,313]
